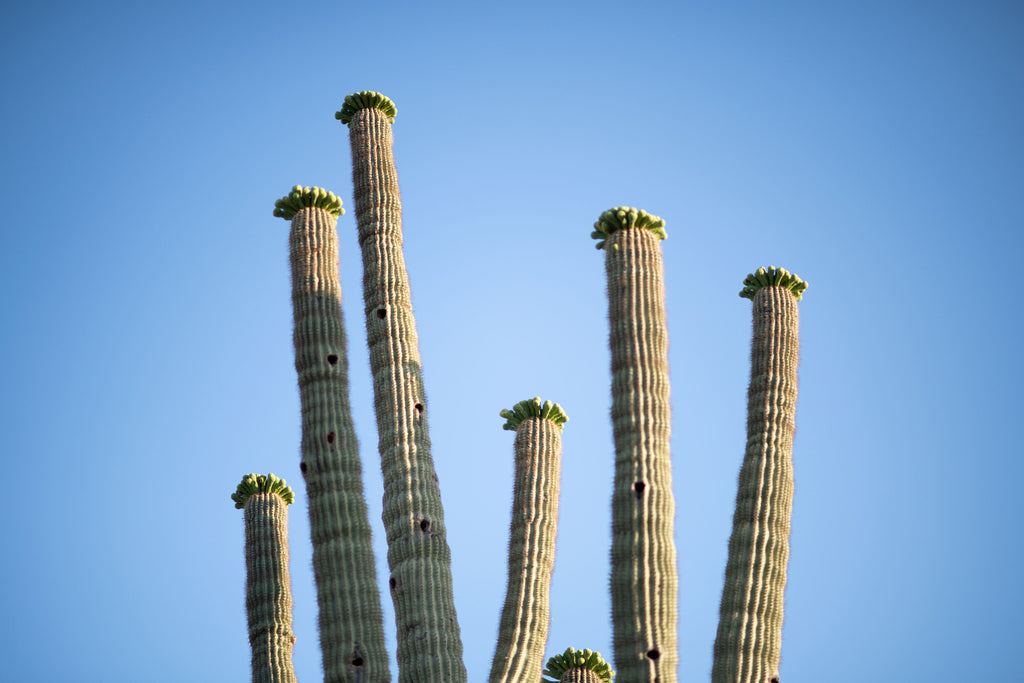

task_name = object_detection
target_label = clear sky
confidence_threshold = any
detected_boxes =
[2,1,1022,681]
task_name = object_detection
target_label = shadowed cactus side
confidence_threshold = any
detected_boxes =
[276,190,390,682]
[233,473,298,683]
[712,268,807,683]
[489,398,567,683]
[339,91,467,683]
[594,207,679,682]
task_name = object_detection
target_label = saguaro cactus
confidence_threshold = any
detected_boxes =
[274,186,390,682]
[337,91,467,682]
[232,473,299,683]
[593,207,678,682]
[712,266,807,683]
[489,398,569,683]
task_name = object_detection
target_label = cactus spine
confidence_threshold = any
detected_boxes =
[712,274,806,683]
[596,208,678,682]
[233,474,299,683]
[490,405,566,683]
[341,94,467,682]
[281,197,390,682]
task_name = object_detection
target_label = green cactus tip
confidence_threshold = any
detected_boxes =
[542,647,614,682]
[272,185,345,220]
[334,90,397,125]
[738,265,809,301]
[499,397,569,432]
[231,473,295,509]
[591,206,666,250]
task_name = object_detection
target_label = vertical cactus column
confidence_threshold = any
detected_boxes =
[231,473,299,683]
[274,187,390,682]
[336,92,466,683]
[593,207,678,682]
[542,647,615,683]
[490,398,569,683]
[712,267,807,683]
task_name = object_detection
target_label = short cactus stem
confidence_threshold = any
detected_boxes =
[284,201,391,682]
[542,647,615,683]
[489,413,564,683]
[712,278,803,683]
[234,477,298,683]
[346,94,467,682]
[601,213,678,683]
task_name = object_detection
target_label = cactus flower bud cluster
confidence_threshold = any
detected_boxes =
[334,90,397,124]
[543,647,615,682]
[231,472,294,509]
[591,206,667,249]
[738,265,808,301]
[499,396,570,431]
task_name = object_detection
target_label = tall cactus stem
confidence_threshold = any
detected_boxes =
[282,199,391,682]
[712,280,804,683]
[601,214,678,683]
[343,96,467,683]
[234,476,298,683]
[490,411,565,683]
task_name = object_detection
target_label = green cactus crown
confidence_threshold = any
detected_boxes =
[273,185,344,220]
[499,397,569,432]
[542,647,614,682]
[231,473,295,509]
[334,90,397,125]
[739,265,809,301]
[591,206,667,250]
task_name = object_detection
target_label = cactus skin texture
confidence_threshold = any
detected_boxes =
[489,410,565,683]
[344,96,467,683]
[712,280,804,683]
[603,217,679,682]
[284,201,391,682]
[235,479,298,683]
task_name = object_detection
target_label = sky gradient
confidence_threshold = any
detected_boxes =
[2,2,1022,681]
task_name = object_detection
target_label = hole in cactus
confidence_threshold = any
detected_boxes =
[633,481,645,498]
[389,576,396,590]
[419,518,430,532]
[376,307,386,319]
[646,649,660,660]
[770,678,779,683]
[414,403,424,416]
[300,462,307,474]
[351,656,363,667]
[327,432,335,444]
[327,354,338,366]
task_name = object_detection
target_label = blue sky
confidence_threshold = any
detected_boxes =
[2,2,1022,681]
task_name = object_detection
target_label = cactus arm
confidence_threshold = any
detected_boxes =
[712,277,805,683]
[233,474,298,683]
[601,209,679,682]
[342,95,467,683]
[278,196,391,682]
[489,405,566,683]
